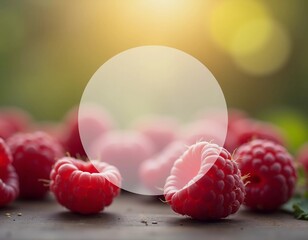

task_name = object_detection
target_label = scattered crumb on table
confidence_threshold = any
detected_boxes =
[141,220,148,226]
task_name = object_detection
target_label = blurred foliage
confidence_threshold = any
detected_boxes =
[0,0,307,124]
[261,109,308,153]
[283,192,308,221]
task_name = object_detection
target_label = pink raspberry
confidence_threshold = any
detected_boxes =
[61,105,113,159]
[134,116,179,154]
[182,120,226,146]
[235,139,297,211]
[7,132,64,199]
[0,138,19,207]
[91,131,154,190]
[50,157,121,214]
[139,141,187,194]
[164,141,245,220]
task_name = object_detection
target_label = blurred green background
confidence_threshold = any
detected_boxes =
[0,0,307,125]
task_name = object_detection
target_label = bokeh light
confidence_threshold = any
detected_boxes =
[0,0,306,122]
[209,0,291,76]
[231,18,291,76]
[209,0,269,52]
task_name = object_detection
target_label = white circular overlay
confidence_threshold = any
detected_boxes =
[79,46,228,195]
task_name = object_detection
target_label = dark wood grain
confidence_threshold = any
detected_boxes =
[0,194,307,240]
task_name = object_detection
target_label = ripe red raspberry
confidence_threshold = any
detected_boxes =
[223,109,249,152]
[61,105,113,159]
[139,141,187,195]
[0,165,19,207]
[30,121,64,145]
[0,138,19,207]
[164,141,245,220]
[226,118,284,152]
[7,132,64,199]
[0,138,13,168]
[50,157,121,214]
[297,143,308,173]
[235,139,297,211]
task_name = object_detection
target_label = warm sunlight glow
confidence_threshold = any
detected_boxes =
[231,18,291,76]
[209,0,269,52]
[209,0,291,76]
[142,0,185,10]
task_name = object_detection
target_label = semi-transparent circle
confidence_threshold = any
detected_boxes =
[79,46,228,195]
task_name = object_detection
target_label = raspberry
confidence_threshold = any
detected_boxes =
[297,143,308,173]
[164,141,245,220]
[0,107,31,140]
[0,138,19,206]
[50,157,121,214]
[0,165,19,207]
[31,121,64,145]
[0,138,13,168]
[182,120,225,146]
[91,131,153,188]
[62,105,113,158]
[0,119,14,141]
[140,141,187,194]
[7,132,64,199]
[235,139,297,211]
[224,109,249,152]
[226,109,248,124]
[226,118,284,152]
[134,116,179,154]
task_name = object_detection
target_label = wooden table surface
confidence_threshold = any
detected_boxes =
[0,193,307,240]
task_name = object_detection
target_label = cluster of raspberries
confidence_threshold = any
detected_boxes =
[0,107,301,220]
[0,132,121,214]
